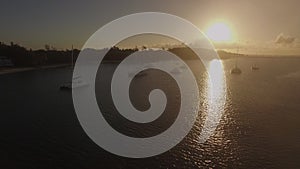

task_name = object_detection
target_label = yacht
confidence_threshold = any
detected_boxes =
[60,45,88,90]
[230,64,242,74]
[231,46,242,75]
[60,75,87,90]
[251,64,259,70]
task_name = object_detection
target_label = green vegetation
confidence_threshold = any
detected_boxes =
[0,42,79,67]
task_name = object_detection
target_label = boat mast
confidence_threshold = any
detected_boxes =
[235,44,239,68]
[71,45,74,68]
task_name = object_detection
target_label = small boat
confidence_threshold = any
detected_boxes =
[60,76,87,90]
[251,64,259,70]
[231,45,242,75]
[231,59,242,74]
[59,45,88,90]
[230,66,242,74]
[59,83,71,90]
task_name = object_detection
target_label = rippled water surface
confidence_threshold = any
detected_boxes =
[0,57,300,168]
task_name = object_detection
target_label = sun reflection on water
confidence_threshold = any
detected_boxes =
[199,59,227,142]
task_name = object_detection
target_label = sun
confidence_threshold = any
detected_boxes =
[205,22,233,43]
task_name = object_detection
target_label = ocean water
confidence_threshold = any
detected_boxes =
[0,57,299,168]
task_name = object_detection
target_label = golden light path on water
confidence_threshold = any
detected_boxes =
[199,59,227,143]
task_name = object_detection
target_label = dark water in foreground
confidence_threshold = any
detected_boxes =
[0,57,300,168]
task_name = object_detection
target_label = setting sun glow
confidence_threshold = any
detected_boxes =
[205,22,233,43]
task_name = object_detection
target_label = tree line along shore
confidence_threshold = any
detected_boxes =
[0,41,249,75]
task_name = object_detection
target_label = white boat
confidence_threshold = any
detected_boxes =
[231,46,242,75]
[230,66,242,74]
[60,75,87,90]
[60,45,88,90]
[251,64,259,70]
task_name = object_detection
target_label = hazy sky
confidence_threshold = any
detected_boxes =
[1,0,299,55]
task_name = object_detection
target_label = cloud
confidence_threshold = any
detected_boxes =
[275,33,295,44]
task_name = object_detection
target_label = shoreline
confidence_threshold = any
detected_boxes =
[0,64,70,75]
[1,55,300,75]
